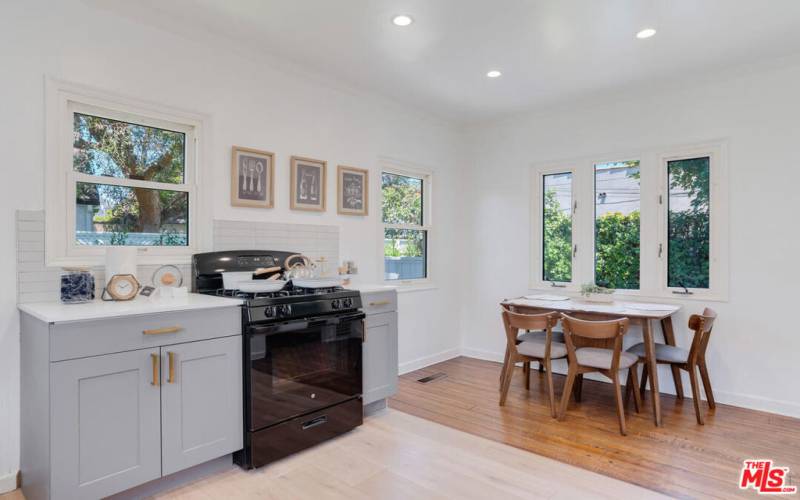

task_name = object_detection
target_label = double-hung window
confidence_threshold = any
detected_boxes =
[46,80,203,265]
[381,167,431,283]
[531,143,727,299]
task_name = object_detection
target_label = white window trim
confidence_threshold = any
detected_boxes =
[529,140,729,302]
[45,78,209,267]
[657,143,729,301]
[530,163,580,291]
[379,159,433,286]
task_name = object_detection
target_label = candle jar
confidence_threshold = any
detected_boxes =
[60,269,95,304]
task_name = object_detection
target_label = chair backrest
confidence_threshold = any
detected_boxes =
[687,307,717,362]
[561,314,630,370]
[500,304,559,356]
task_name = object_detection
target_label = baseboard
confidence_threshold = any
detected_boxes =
[459,347,800,419]
[0,471,18,494]
[399,348,461,375]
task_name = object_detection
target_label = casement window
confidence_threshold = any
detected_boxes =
[531,143,728,300]
[46,80,205,265]
[381,166,432,283]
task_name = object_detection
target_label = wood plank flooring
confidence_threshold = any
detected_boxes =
[1,410,664,500]
[390,356,800,500]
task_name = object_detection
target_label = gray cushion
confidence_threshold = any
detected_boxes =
[575,347,639,370]
[517,340,567,359]
[518,330,565,344]
[627,342,689,364]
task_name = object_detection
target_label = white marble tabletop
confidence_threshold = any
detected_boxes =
[502,296,681,320]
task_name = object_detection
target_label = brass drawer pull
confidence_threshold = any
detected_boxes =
[150,353,159,386]
[368,300,391,307]
[167,351,176,384]
[143,326,183,335]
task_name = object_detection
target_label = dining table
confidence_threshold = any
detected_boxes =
[502,295,682,427]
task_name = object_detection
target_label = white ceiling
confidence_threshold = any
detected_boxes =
[95,0,800,123]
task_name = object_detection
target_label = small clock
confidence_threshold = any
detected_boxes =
[102,274,141,301]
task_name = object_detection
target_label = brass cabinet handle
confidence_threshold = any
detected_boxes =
[143,326,183,335]
[150,353,159,386]
[167,351,176,384]
[368,300,391,307]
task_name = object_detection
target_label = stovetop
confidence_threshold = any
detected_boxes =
[192,250,363,325]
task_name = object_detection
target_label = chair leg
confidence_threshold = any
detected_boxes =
[671,365,684,400]
[524,362,531,390]
[538,361,544,373]
[612,372,627,436]
[573,374,583,403]
[624,369,632,409]
[688,364,704,425]
[544,358,557,418]
[629,366,642,413]
[639,363,648,401]
[558,367,578,421]
[499,345,510,389]
[698,360,715,409]
[499,356,516,406]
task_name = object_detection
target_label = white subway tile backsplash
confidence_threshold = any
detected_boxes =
[16,212,341,303]
[213,219,339,271]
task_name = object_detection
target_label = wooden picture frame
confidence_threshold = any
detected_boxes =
[337,165,369,216]
[290,156,327,211]
[231,146,275,208]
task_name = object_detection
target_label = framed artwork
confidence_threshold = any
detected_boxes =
[337,165,368,216]
[231,146,274,208]
[290,156,327,211]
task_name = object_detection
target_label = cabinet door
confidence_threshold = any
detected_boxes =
[51,349,162,500]
[161,336,243,475]
[363,311,399,405]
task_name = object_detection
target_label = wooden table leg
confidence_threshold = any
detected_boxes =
[642,319,662,426]
[661,316,684,399]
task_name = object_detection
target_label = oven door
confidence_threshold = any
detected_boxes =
[246,312,364,431]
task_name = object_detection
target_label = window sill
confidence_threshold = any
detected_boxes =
[392,283,438,294]
[525,287,728,304]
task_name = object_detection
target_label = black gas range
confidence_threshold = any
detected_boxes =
[192,250,364,469]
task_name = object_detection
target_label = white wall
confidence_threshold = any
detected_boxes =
[460,60,800,418]
[0,0,466,478]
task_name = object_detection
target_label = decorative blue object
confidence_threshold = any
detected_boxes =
[60,270,95,304]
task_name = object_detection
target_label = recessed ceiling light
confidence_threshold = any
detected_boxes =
[392,15,413,27]
[487,70,502,78]
[636,28,657,39]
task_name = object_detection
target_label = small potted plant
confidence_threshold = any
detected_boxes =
[580,283,616,303]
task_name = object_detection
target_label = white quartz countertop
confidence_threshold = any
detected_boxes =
[347,284,398,294]
[18,293,243,324]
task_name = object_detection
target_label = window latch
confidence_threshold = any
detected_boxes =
[550,281,567,288]
[672,281,694,296]
[658,243,663,258]
[573,244,578,258]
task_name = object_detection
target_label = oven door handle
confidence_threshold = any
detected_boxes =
[247,312,366,336]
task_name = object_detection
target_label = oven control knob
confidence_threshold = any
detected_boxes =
[277,304,292,316]
[343,297,353,308]
[264,305,276,318]
[331,299,341,310]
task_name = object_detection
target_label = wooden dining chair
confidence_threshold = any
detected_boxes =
[499,306,565,417]
[499,305,564,389]
[558,314,641,435]
[627,308,717,425]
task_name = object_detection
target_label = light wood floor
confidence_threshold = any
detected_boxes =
[390,356,800,500]
[156,409,664,500]
[1,409,669,500]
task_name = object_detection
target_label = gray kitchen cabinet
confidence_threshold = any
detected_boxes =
[361,289,399,406]
[19,300,243,500]
[161,335,243,475]
[50,348,162,500]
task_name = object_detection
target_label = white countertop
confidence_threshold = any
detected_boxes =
[18,293,243,324]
